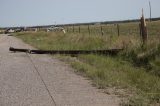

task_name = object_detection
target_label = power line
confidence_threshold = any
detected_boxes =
[149,1,152,21]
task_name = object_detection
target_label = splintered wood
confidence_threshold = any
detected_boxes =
[140,9,148,45]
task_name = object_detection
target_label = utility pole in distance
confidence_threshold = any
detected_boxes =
[149,1,152,22]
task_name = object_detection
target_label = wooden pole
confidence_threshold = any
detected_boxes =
[88,25,90,35]
[140,9,148,45]
[66,26,68,32]
[73,25,74,33]
[10,47,123,55]
[100,25,104,36]
[117,24,120,36]
[79,26,81,33]
[139,23,142,36]
[149,1,152,22]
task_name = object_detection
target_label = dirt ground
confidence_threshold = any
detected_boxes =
[0,34,120,106]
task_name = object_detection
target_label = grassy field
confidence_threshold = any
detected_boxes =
[14,21,160,105]
[65,21,160,37]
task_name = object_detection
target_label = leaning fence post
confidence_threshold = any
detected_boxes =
[140,9,148,45]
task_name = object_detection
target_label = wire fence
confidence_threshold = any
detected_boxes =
[64,21,160,38]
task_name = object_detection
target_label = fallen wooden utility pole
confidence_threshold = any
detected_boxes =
[9,47,123,55]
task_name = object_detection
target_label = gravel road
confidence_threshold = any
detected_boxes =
[0,34,120,106]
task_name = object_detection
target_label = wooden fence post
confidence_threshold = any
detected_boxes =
[100,25,104,36]
[117,24,120,36]
[73,25,75,33]
[139,24,142,36]
[88,25,90,35]
[66,26,68,32]
[79,26,81,33]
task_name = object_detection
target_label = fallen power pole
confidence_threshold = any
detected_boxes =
[9,47,123,55]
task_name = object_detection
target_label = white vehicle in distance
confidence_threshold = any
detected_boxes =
[47,26,66,34]
[4,29,15,34]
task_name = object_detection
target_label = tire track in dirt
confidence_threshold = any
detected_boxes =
[26,53,57,106]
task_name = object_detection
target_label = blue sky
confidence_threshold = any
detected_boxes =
[0,0,160,27]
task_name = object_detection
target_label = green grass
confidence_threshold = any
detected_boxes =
[14,21,160,105]
[15,31,113,50]
[57,54,160,105]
